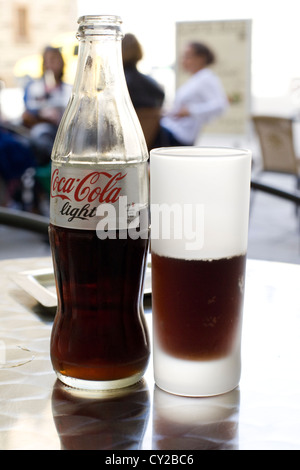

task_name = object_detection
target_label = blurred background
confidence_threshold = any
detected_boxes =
[1,0,300,264]
[2,0,300,120]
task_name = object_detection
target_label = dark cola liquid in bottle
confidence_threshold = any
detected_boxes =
[49,15,150,390]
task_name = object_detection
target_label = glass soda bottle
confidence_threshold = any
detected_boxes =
[49,15,150,390]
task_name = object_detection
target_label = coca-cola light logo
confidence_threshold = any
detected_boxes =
[51,168,125,204]
[51,167,204,250]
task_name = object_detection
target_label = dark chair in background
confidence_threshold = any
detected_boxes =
[252,115,300,238]
[252,115,300,188]
[136,107,161,151]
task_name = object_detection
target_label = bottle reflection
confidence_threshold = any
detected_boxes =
[52,379,150,450]
[152,386,240,450]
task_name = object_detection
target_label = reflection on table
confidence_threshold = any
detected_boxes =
[0,256,300,450]
[52,379,151,451]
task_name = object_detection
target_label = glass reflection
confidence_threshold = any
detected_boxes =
[51,379,150,450]
[152,386,240,450]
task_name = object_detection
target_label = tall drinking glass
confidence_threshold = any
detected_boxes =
[150,147,251,397]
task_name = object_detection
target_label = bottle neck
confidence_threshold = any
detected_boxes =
[73,16,126,94]
[51,15,149,164]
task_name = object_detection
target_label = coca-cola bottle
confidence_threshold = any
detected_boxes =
[49,15,150,390]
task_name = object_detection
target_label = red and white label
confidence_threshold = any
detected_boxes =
[50,163,148,230]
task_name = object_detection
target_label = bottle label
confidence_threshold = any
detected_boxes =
[50,163,149,233]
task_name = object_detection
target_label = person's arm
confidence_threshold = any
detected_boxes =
[175,73,228,122]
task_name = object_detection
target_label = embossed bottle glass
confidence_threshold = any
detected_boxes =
[49,15,150,390]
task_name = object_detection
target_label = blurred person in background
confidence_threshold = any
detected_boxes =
[0,127,36,207]
[156,41,228,146]
[22,46,71,164]
[0,47,71,209]
[122,33,165,110]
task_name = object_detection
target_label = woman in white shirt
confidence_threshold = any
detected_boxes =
[159,42,228,146]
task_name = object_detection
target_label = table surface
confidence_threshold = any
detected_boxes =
[0,256,300,450]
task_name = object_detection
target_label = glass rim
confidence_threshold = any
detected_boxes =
[150,146,251,159]
[76,15,123,40]
[77,15,122,25]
